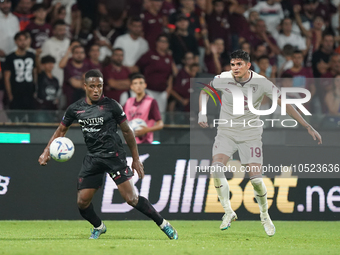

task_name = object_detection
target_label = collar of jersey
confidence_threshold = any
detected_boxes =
[232,70,253,86]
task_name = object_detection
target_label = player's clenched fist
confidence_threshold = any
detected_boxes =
[198,112,208,128]
[38,149,51,166]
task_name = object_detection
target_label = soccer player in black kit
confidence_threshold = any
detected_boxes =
[38,69,178,240]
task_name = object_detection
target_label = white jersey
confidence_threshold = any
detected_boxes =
[211,70,281,141]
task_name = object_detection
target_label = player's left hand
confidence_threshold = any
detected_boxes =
[134,127,148,137]
[307,126,322,145]
[131,159,145,179]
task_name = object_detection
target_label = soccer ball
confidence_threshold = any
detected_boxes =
[49,137,75,162]
[129,118,147,131]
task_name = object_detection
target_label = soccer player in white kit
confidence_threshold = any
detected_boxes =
[198,50,322,236]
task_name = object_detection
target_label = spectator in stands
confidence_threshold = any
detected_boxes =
[136,34,175,113]
[278,44,294,77]
[94,17,121,62]
[141,0,165,50]
[41,20,70,86]
[0,0,20,60]
[124,73,164,144]
[3,31,36,109]
[50,0,81,37]
[319,54,340,112]
[103,48,130,102]
[240,19,280,63]
[312,33,335,78]
[205,0,236,53]
[282,50,315,112]
[36,55,59,110]
[26,4,52,50]
[169,13,199,66]
[273,17,307,55]
[240,41,251,54]
[85,44,102,71]
[203,36,227,75]
[61,45,88,106]
[168,0,200,35]
[296,0,336,30]
[238,10,259,45]
[251,0,284,35]
[13,0,33,31]
[114,17,149,70]
[251,44,268,71]
[169,52,198,112]
[77,17,94,52]
[293,5,325,68]
[257,55,276,79]
[324,74,340,115]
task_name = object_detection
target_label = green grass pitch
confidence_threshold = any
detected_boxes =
[1,221,339,255]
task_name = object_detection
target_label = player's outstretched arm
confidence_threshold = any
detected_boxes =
[120,120,145,179]
[198,89,210,128]
[278,99,322,145]
[38,124,69,166]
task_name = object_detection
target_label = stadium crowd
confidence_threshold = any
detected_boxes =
[0,0,340,117]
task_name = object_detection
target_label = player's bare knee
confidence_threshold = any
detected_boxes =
[77,197,91,209]
[125,195,139,207]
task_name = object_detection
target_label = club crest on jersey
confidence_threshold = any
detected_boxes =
[251,85,258,93]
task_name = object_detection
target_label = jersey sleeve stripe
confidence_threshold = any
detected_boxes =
[60,121,67,126]
[120,117,127,124]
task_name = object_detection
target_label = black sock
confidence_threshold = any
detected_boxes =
[134,196,164,226]
[78,203,102,228]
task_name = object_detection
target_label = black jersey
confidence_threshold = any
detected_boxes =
[3,51,36,97]
[61,96,127,157]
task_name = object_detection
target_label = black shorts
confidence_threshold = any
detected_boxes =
[77,155,134,190]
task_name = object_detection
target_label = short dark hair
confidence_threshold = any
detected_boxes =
[14,31,27,41]
[257,55,269,62]
[85,69,103,81]
[128,16,142,25]
[41,55,56,64]
[130,73,145,82]
[282,44,295,56]
[293,50,303,55]
[53,19,66,29]
[31,4,45,12]
[156,33,169,42]
[71,45,84,53]
[212,0,224,5]
[112,47,124,54]
[230,49,250,62]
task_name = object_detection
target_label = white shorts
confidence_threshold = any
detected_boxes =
[212,132,263,165]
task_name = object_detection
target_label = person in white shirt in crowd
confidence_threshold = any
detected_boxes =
[113,16,149,72]
[40,20,70,86]
[272,17,307,56]
[250,0,284,35]
[0,0,20,61]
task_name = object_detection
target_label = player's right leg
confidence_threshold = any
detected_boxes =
[77,155,107,239]
[77,187,106,239]
[211,153,237,230]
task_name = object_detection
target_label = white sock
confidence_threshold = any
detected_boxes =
[94,221,104,230]
[211,162,233,214]
[251,178,268,214]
